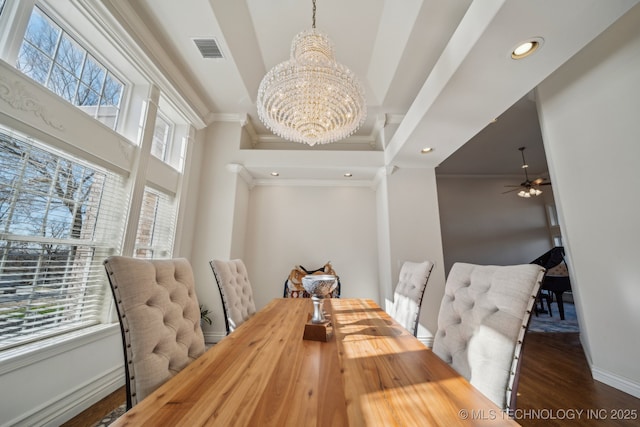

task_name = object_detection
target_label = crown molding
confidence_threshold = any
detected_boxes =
[77,0,208,129]
[226,163,255,188]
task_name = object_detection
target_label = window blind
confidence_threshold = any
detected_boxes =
[0,126,128,350]
[151,114,172,161]
[134,186,176,259]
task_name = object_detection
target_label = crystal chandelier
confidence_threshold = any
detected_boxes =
[256,0,366,146]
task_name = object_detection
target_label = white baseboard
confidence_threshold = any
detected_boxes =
[204,330,227,344]
[591,366,640,399]
[581,334,640,398]
[418,335,434,348]
[6,366,125,427]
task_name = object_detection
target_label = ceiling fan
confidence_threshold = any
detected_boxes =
[503,146,551,198]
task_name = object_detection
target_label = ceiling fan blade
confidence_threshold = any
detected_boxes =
[532,178,552,186]
[502,188,521,194]
[504,185,521,187]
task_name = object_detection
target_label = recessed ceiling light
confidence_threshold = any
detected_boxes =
[511,37,543,59]
[421,147,433,154]
[344,173,353,177]
[270,172,279,176]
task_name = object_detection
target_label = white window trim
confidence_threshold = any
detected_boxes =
[0,322,119,375]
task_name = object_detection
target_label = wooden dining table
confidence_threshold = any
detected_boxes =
[111,298,518,426]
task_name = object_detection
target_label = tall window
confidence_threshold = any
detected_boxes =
[16,7,124,129]
[134,187,176,259]
[0,126,128,350]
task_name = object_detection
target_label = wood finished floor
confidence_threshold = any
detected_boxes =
[63,332,639,426]
[516,332,639,426]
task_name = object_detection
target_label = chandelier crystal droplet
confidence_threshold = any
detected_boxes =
[256,2,366,146]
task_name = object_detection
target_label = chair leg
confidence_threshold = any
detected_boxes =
[544,291,553,317]
[534,290,550,316]
[554,291,566,320]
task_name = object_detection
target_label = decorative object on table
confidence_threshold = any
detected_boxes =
[209,259,257,335]
[502,146,551,197]
[103,257,206,409]
[284,262,341,298]
[256,0,366,146]
[432,262,544,412]
[301,274,338,342]
[388,260,434,336]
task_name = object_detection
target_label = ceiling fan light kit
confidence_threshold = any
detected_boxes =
[503,146,551,198]
[518,187,543,198]
[256,0,366,146]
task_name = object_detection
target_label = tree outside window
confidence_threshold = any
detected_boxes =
[0,127,126,350]
[16,7,124,130]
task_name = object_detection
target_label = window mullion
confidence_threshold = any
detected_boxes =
[43,25,63,89]
[73,50,88,111]
[121,86,160,256]
[97,70,108,121]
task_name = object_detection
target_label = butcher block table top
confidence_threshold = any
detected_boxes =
[111,298,517,426]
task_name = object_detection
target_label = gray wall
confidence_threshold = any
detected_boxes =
[436,176,552,275]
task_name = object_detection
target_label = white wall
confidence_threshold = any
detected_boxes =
[0,327,123,427]
[243,185,380,310]
[375,169,393,305]
[436,176,552,274]
[189,122,245,342]
[385,168,446,343]
[536,3,640,397]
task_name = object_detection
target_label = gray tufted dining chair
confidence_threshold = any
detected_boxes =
[209,259,257,334]
[388,260,434,336]
[432,262,545,412]
[104,256,206,409]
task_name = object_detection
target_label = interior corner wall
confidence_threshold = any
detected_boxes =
[188,121,244,342]
[435,176,551,274]
[243,185,380,311]
[386,167,446,341]
[174,129,204,261]
[536,3,640,397]
[229,175,250,260]
[375,171,394,309]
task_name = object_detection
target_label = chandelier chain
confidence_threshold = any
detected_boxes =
[312,0,316,29]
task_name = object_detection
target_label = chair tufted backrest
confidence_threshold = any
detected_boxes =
[389,260,434,336]
[103,256,205,409]
[432,262,544,411]
[210,259,257,334]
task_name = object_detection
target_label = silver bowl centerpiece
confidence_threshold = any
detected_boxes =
[302,274,337,324]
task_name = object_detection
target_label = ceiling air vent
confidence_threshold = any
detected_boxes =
[193,38,223,59]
